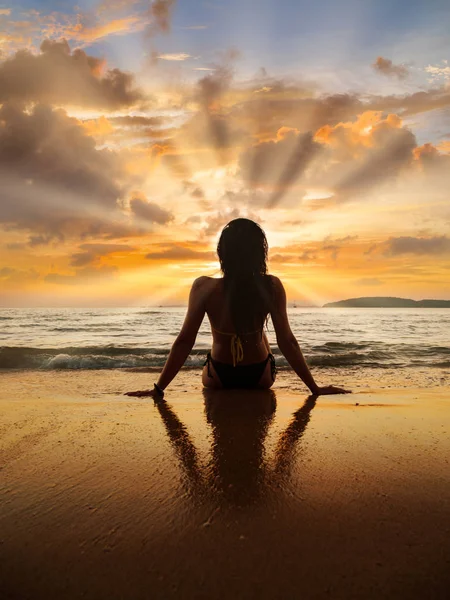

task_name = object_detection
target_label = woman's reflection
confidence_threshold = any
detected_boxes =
[153,389,317,507]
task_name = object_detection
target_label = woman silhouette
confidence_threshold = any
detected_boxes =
[126,218,350,398]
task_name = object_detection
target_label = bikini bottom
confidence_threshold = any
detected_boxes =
[204,351,277,389]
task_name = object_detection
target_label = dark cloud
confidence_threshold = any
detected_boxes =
[147,0,176,33]
[322,235,358,260]
[195,65,233,110]
[298,250,317,261]
[270,250,317,263]
[0,103,126,240]
[181,180,209,208]
[335,123,416,199]
[109,115,168,126]
[191,187,205,199]
[129,193,174,224]
[70,243,134,267]
[177,111,246,157]
[369,88,450,118]
[310,114,418,202]
[0,39,143,109]
[231,92,363,141]
[413,142,450,173]
[0,103,168,242]
[372,57,409,80]
[172,62,245,166]
[267,132,321,208]
[238,129,321,206]
[385,235,450,255]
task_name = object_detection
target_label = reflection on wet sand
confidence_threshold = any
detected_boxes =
[153,388,317,507]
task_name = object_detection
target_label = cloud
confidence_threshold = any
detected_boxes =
[0,9,11,16]
[270,250,317,263]
[70,243,134,267]
[129,192,174,224]
[0,266,39,282]
[239,128,321,205]
[45,265,118,285]
[321,235,358,260]
[145,244,215,261]
[314,112,416,200]
[437,140,450,154]
[413,142,450,173]
[0,103,138,241]
[64,16,146,46]
[147,0,176,34]
[0,39,143,109]
[230,90,363,142]
[354,277,383,286]
[369,88,450,117]
[81,115,115,138]
[164,60,246,167]
[109,115,169,126]
[191,187,205,199]
[373,56,409,79]
[425,63,450,82]
[385,235,450,256]
[201,207,262,237]
[157,53,192,61]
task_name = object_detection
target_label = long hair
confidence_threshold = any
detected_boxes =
[217,218,274,335]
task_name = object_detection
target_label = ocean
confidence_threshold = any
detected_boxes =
[1,307,449,389]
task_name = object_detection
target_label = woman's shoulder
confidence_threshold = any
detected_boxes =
[192,276,221,287]
[265,273,282,287]
[191,276,222,297]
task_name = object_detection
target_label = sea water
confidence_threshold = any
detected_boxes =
[1,307,449,388]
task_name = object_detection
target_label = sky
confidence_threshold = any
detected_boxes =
[0,0,449,307]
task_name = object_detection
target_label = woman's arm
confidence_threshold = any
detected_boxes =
[125,277,208,397]
[269,276,350,396]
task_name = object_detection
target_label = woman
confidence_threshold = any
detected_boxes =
[126,218,350,399]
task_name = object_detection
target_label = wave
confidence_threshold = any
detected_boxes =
[1,343,449,371]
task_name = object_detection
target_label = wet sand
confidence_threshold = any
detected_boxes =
[1,369,450,599]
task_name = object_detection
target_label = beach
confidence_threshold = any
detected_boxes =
[1,368,449,599]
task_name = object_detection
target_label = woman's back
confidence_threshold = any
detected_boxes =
[203,276,273,365]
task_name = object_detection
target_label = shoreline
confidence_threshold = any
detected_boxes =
[1,371,450,599]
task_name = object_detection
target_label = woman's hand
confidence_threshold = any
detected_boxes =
[314,385,352,396]
[124,389,159,398]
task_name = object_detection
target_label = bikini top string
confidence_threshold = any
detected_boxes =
[212,328,261,367]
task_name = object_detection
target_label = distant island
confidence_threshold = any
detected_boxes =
[323,296,450,308]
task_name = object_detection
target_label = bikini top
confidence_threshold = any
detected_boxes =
[211,327,262,366]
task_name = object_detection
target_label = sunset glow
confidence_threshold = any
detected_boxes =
[1,0,449,306]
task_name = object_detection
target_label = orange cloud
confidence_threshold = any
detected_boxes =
[81,115,115,138]
[413,142,439,161]
[314,111,402,155]
[437,140,450,154]
[68,16,145,45]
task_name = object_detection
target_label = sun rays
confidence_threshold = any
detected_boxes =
[1,1,450,305]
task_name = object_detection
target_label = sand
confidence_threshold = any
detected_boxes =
[1,369,450,599]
